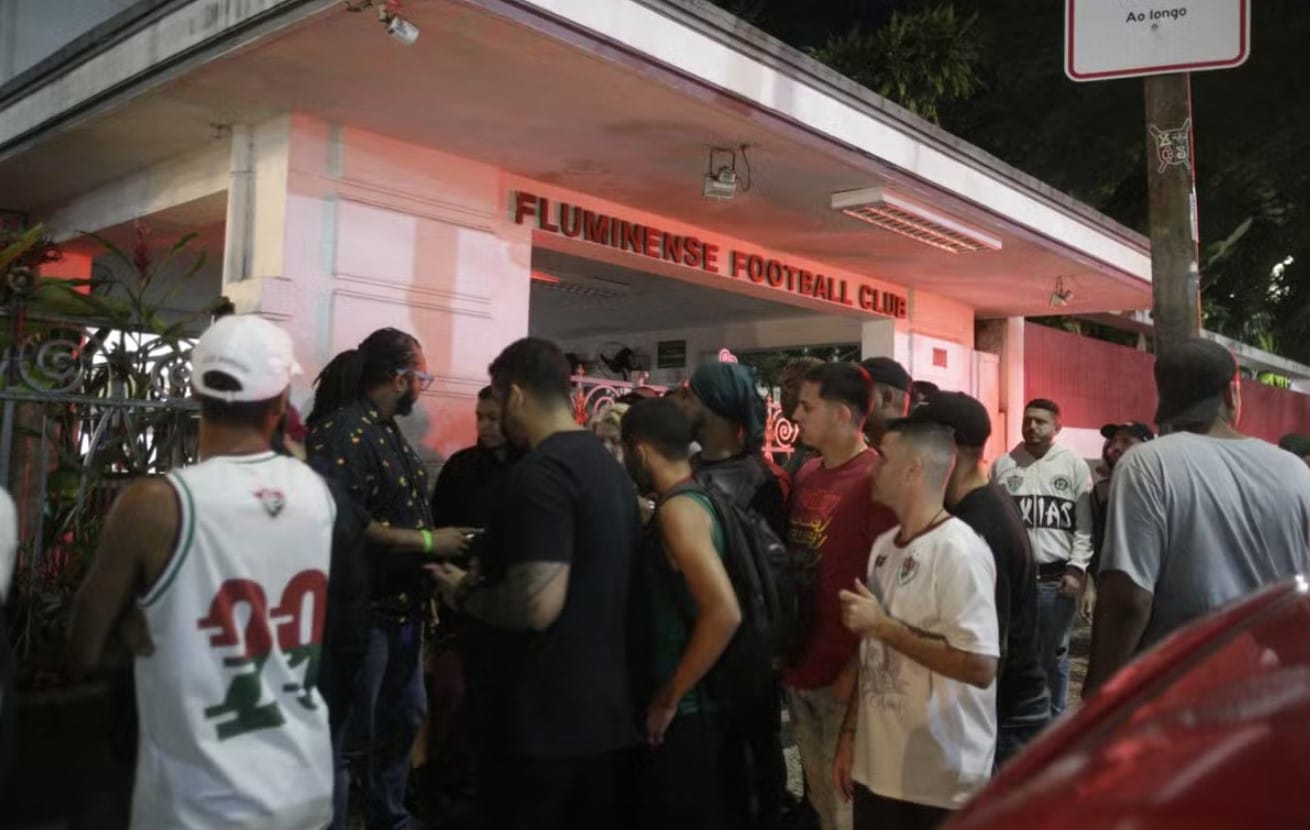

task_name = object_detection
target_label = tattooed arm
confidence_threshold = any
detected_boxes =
[431,561,570,631]
[429,455,580,632]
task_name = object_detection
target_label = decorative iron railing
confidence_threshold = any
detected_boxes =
[0,313,200,658]
[570,372,798,461]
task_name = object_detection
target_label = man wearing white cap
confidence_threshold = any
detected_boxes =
[68,314,336,829]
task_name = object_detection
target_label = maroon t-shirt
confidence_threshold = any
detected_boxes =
[782,449,897,690]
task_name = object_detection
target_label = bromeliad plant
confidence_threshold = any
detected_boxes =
[3,221,225,679]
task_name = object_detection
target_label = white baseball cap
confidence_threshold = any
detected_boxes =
[192,314,302,403]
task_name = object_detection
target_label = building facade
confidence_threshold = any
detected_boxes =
[0,0,1154,463]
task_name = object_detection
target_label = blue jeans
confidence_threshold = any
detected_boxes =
[1035,580,1076,717]
[335,616,427,830]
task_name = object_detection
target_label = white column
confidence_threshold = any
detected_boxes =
[860,317,896,360]
[1000,317,1025,452]
[221,117,292,294]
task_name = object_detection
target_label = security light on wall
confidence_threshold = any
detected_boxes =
[703,146,752,201]
[831,187,1002,254]
[344,0,419,44]
[1049,276,1074,308]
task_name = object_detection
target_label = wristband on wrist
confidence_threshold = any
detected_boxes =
[420,528,433,555]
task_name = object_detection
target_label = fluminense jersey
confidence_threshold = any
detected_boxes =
[132,451,335,830]
[991,444,1094,570]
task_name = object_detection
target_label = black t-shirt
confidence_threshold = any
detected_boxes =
[471,430,642,757]
[950,483,1050,722]
[430,443,521,530]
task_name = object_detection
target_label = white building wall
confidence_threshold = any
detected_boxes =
[226,114,532,463]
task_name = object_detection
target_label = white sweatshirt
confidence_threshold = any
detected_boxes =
[990,443,1094,570]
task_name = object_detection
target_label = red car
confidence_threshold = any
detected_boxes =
[946,576,1310,830]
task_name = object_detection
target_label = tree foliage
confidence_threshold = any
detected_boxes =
[810,4,982,123]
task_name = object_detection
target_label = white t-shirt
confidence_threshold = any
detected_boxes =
[0,487,16,601]
[852,517,1000,810]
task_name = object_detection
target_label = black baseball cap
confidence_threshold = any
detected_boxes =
[909,391,991,448]
[1154,339,1239,428]
[1099,421,1155,443]
[1278,433,1310,458]
[861,357,911,393]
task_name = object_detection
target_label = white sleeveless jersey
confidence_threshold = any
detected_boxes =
[132,451,335,830]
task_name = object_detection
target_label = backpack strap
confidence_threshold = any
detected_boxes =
[648,479,721,713]
[655,478,709,511]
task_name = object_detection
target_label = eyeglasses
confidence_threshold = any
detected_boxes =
[400,368,435,392]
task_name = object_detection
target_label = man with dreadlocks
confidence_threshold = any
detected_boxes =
[307,328,467,830]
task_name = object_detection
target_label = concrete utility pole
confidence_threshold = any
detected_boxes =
[1143,73,1202,350]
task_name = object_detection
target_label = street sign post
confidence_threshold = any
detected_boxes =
[1065,0,1252,351]
[1065,0,1251,82]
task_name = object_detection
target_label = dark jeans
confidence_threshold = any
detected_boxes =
[853,785,951,830]
[417,641,476,816]
[320,646,365,830]
[340,616,427,830]
[640,712,743,830]
[994,709,1052,770]
[1036,580,1077,716]
[740,683,788,830]
[478,748,634,830]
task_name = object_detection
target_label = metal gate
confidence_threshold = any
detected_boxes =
[1,312,199,661]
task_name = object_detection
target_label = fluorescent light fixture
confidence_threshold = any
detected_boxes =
[530,270,631,300]
[831,187,1003,254]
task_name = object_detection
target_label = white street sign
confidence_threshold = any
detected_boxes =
[1066,0,1251,82]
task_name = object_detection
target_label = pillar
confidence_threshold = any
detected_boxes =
[220,114,531,462]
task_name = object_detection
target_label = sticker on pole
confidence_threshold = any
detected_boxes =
[1065,0,1250,82]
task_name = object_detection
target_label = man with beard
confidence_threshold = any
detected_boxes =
[1086,340,1310,692]
[671,361,789,826]
[429,337,642,830]
[859,358,912,446]
[1087,422,1152,619]
[674,362,789,536]
[990,399,1093,717]
[307,328,459,830]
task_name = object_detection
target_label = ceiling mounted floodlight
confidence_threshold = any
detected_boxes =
[344,0,419,45]
[831,187,1003,254]
[1049,276,1074,308]
[703,146,752,201]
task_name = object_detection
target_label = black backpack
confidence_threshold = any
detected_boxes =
[653,479,788,725]
[692,456,801,662]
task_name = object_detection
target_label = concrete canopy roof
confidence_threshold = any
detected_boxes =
[0,0,1152,318]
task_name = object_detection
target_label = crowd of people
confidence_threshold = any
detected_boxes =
[58,316,1310,830]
